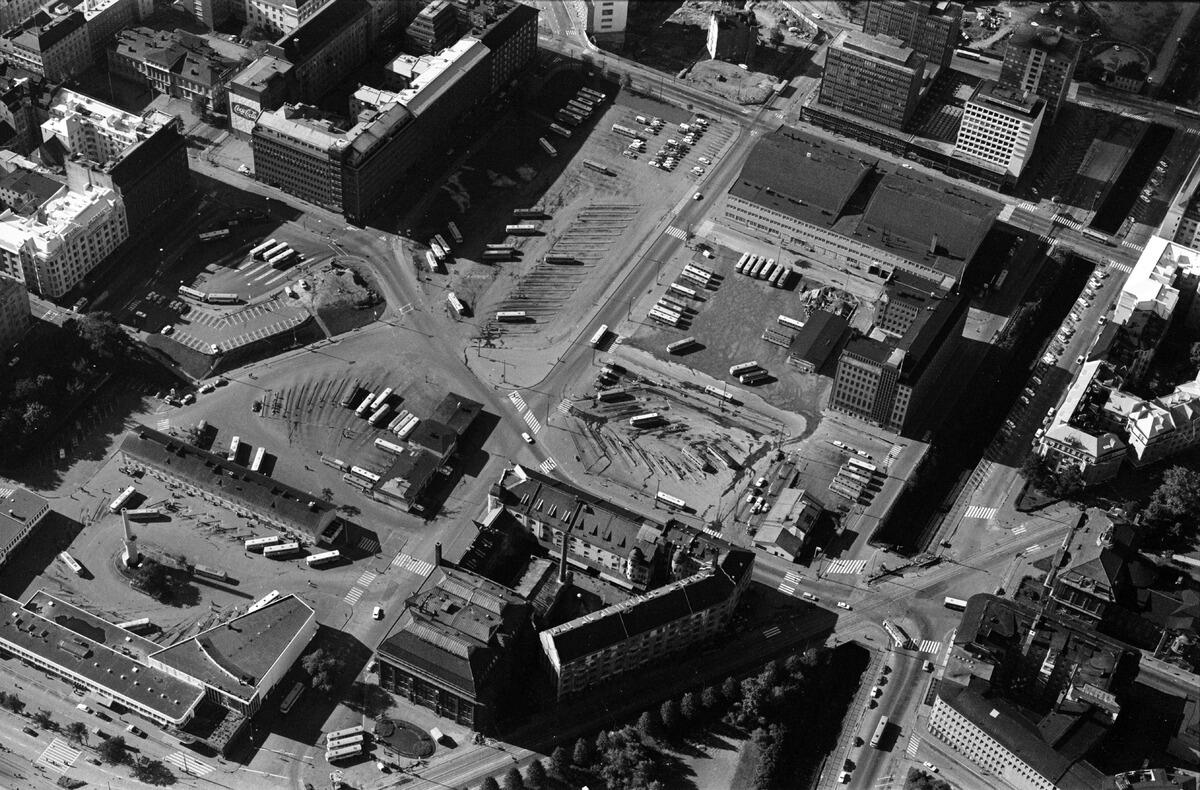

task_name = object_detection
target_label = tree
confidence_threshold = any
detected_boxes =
[0,691,24,714]
[681,691,701,722]
[524,759,547,789]
[1049,464,1084,500]
[480,778,500,790]
[502,766,524,790]
[132,758,176,786]
[97,735,128,764]
[32,710,55,730]
[620,73,633,90]
[1190,341,1200,369]
[1142,466,1200,549]
[301,648,343,693]
[701,685,723,712]
[768,24,785,47]
[637,709,660,739]
[65,721,88,744]
[721,676,741,703]
[572,736,593,766]
[551,745,571,777]
[594,730,611,754]
[659,699,680,733]
[321,487,334,502]
[133,560,174,602]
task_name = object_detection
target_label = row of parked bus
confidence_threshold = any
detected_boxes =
[734,253,792,288]
[244,535,342,568]
[224,435,270,473]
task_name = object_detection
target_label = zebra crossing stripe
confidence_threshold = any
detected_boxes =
[344,587,364,605]
[963,505,997,520]
[507,391,527,410]
[523,411,542,433]
[391,553,435,576]
[356,536,379,552]
[1013,525,1027,535]
[156,419,170,431]
[557,398,573,415]
[539,457,558,474]
[918,639,942,654]
[37,738,81,771]
[906,734,921,757]
[664,226,688,241]
[778,583,795,596]
[825,559,866,574]
[164,752,215,776]
[763,626,781,638]
[356,571,377,587]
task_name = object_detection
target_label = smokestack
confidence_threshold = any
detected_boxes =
[434,542,442,567]
[558,530,570,583]
[121,511,139,569]
[929,233,938,255]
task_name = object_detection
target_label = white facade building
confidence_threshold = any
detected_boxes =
[244,0,331,36]
[953,80,1043,180]
[585,0,626,47]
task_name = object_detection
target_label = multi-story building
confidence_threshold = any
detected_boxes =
[267,0,371,104]
[109,28,239,112]
[72,0,138,59]
[0,178,125,298]
[862,0,962,69]
[471,0,536,93]
[0,10,89,81]
[41,89,189,232]
[376,558,530,730]
[0,274,29,351]
[539,549,754,699]
[998,22,1079,123]
[753,489,820,562]
[0,0,40,30]
[245,0,333,37]
[227,56,296,137]
[952,80,1044,183]
[189,0,235,28]
[1038,362,1128,484]
[723,127,998,291]
[706,6,757,65]
[585,0,626,49]
[117,426,346,546]
[1173,191,1200,248]
[818,30,927,131]
[406,0,457,53]
[0,65,40,155]
[0,484,47,566]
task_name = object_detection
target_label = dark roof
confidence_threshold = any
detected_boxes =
[376,566,527,697]
[728,126,875,228]
[408,420,457,458]
[430,392,482,436]
[1008,22,1081,58]
[788,310,848,367]
[938,678,1105,790]
[151,596,314,701]
[111,28,236,90]
[379,446,440,502]
[545,550,754,663]
[4,592,204,723]
[270,0,369,64]
[118,427,337,539]
[857,171,999,281]
[842,335,896,366]
[475,0,538,47]
[0,166,62,209]
[4,10,84,51]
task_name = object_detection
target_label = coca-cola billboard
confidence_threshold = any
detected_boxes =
[232,102,261,122]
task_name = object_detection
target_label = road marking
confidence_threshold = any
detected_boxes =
[1106,259,1133,273]
[825,559,867,575]
[884,443,903,466]
[164,751,215,776]
[356,570,377,587]
[356,536,379,552]
[963,505,998,520]
[1012,525,1027,536]
[1023,544,1042,556]
[507,391,527,411]
[390,553,435,576]
[918,639,942,654]
[777,570,802,596]
[906,733,922,757]
[664,226,688,241]
[36,738,80,772]
[156,418,170,431]
[343,587,364,605]
[763,625,781,638]
[539,457,558,474]
[557,398,573,416]
[523,411,542,433]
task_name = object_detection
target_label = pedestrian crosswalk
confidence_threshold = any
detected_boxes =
[164,751,215,776]
[557,398,574,416]
[963,505,998,520]
[664,226,688,241]
[918,639,942,654]
[343,586,365,605]
[763,625,781,639]
[523,411,542,433]
[1106,258,1134,273]
[906,733,922,757]
[1014,201,1038,213]
[355,535,380,552]
[356,570,377,588]
[539,457,558,474]
[884,443,902,467]
[391,553,435,577]
[156,418,170,431]
[825,559,867,575]
[778,570,802,596]
[1057,216,1083,230]
[37,738,80,772]
[507,391,527,411]
[1013,525,1028,536]
[1120,239,1144,251]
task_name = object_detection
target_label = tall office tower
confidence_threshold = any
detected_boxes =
[998,22,1079,123]
[862,0,963,69]
[953,80,1044,182]
[819,30,926,131]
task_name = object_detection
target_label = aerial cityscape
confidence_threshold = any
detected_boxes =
[0,0,1197,789]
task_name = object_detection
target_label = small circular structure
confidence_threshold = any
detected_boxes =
[375,718,434,759]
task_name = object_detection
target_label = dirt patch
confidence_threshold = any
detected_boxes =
[686,60,776,105]
[311,260,385,336]
[1089,1,1182,53]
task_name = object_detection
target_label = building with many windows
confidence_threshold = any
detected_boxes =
[585,0,626,49]
[952,80,1044,183]
[245,0,332,37]
[0,66,42,155]
[266,0,371,104]
[406,0,457,53]
[818,30,927,131]
[0,9,89,81]
[539,549,754,699]
[376,558,530,730]
[862,0,962,69]
[997,22,1079,123]
[0,270,29,350]
[227,55,296,137]
[109,28,240,112]
[0,484,47,566]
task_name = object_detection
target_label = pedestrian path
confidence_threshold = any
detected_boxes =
[1013,525,1027,536]
[557,398,573,416]
[507,391,527,411]
[1014,201,1038,213]
[523,411,542,433]
[664,226,688,241]
[963,505,997,520]
[778,570,802,596]
[343,587,365,605]
[763,625,781,639]
[824,559,867,575]
[906,733,922,758]
[391,553,435,577]
[36,738,80,772]
[1120,238,1144,252]
[884,443,903,467]
[539,457,558,474]
[156,418,170,431]
[164,751,215,776]
[356,570,377,588]
[918,639,942,654]
[355,535,379,552]
[1106,258,1134,273]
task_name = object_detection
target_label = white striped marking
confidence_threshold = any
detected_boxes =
[37,738,81,772]
[1013,525,1027,536]
[825,559,867,575]
[918,639,942,654]
[390,553,435,577]
[664,226,688,241]
[164,751,215,775]
[523,411,543,433]
[343,587,364,605]
[963,505,998,520]
[356,570,377,587]
[539,457,558,474]
[763,625,781,638]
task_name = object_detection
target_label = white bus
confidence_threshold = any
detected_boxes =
[735,252,749,272]
[424,251,441,272]
[245,535,281,552]
[280,682,304,713]
[368,388,393,412]
[259,241,288,261]
[249,447,266,473]
[589,324,609,348]
[198,228,230,242]
[369,404,392,426]
[355,393,376,418]
[349,466,381,484]
[759,260,777,281]
[325,732,366,750]
[178,285,206,301]
[247,590,281,613]
[266,248,294,268]
[433,234,451,255]
[250,238,277,259]
[656,491,686,510]
[397,415,420,439]
[505,224,539,235]
[116,617,152,632]
[324,726,365,744]
[629,412,661,427]
[778,314,805,331]
[446,221,463,245]
[882,619,912,649]
[306,550,341,568]
[263,541,302,559]
[538,137,558,157]
[227,436,241,462]
[649,310,682,327]
[846,457,877,475]
[944,597,968,611]
[668,282,697,299]
[703,384,735,402]
[729,361,759,377]
[124,508,160,521]
[666,337,697,354]
[58,552,83,576]
[325,742,363,762]
[374,437,406,455]
[748,258,766,278]
[496,311,528,322]
[109,486,136,513]
[447,292,467,317]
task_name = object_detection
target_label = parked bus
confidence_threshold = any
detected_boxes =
[58,551,83,576]
[396,415,420,439]
[260,241,288,260]
[325,742,363,762]
[227,436,241,462]
[124,508,160,521]
[778,314,805,331]
[656,491,686,510]
[245,535,281,552]
[432,234,451,256]
[325,726,365,744]
[944,597,968,611]
[321,456,348,471]
[368,404,391,426]
[482,249,512,262]
[658,297,686,313]
[740,370,769,385]
[505,224,538,235]
[250,239,277,259]
[579,87,606,101]
[668,282,697,299]
[666,337,697,354]
[748,258,766,278]
[178,285,206,301]
[306,550,341,568]
[263,541,302,559]
[846,457,877,475]
[486,243,517,251]
[538,137,558,157]
[368,388,393,412]
[729,361,759,377]
[679,269,711,287]
[355,394,376,418]
[374,437,406,455]
[339,379,363,408]
[325,732,366,750]
[555,109,583,127]
[589,324,609,348]
[703,384,735,402]
[266,248,294,268]
[544,254,578,265]
[882,619,911,649]
[649,310,682,327]
[446,221,463,245]
[549,122,572,138]
[349,466,381,484]
[759,260,777,281]
[512,207,545,218]
[249,446,266,473]
[248,590,281,613]
[279,682,304,713]
[735,252,749,273]
[424,251,441,272]
[109,486,136,514]
[706,444,740,470]
[496,311,528,322]
[198,228,230,242]
[116,618,152,633]
[447,292,467,317]
[205,293,241,305]
[629,412,661,427]
[650,306,683,323]
[1174,104,1200,119]
[193,565,228,582]
[771,266,790,288]
[597,387,629,402]
[583,160,615,176]
[870,716,889,748]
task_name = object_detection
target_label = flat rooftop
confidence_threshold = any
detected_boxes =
[0,485,47,555]
[835,29,923,68]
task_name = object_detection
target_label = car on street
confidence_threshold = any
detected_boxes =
[836,601,852,610]
[801,592,819,601]
[126,725,146,738]
[160,324,174,335]
[521,432,534,443]
[22,727,38,737]
[693,192,702,200]
[373,606,384,620]
[923,762,939,773]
